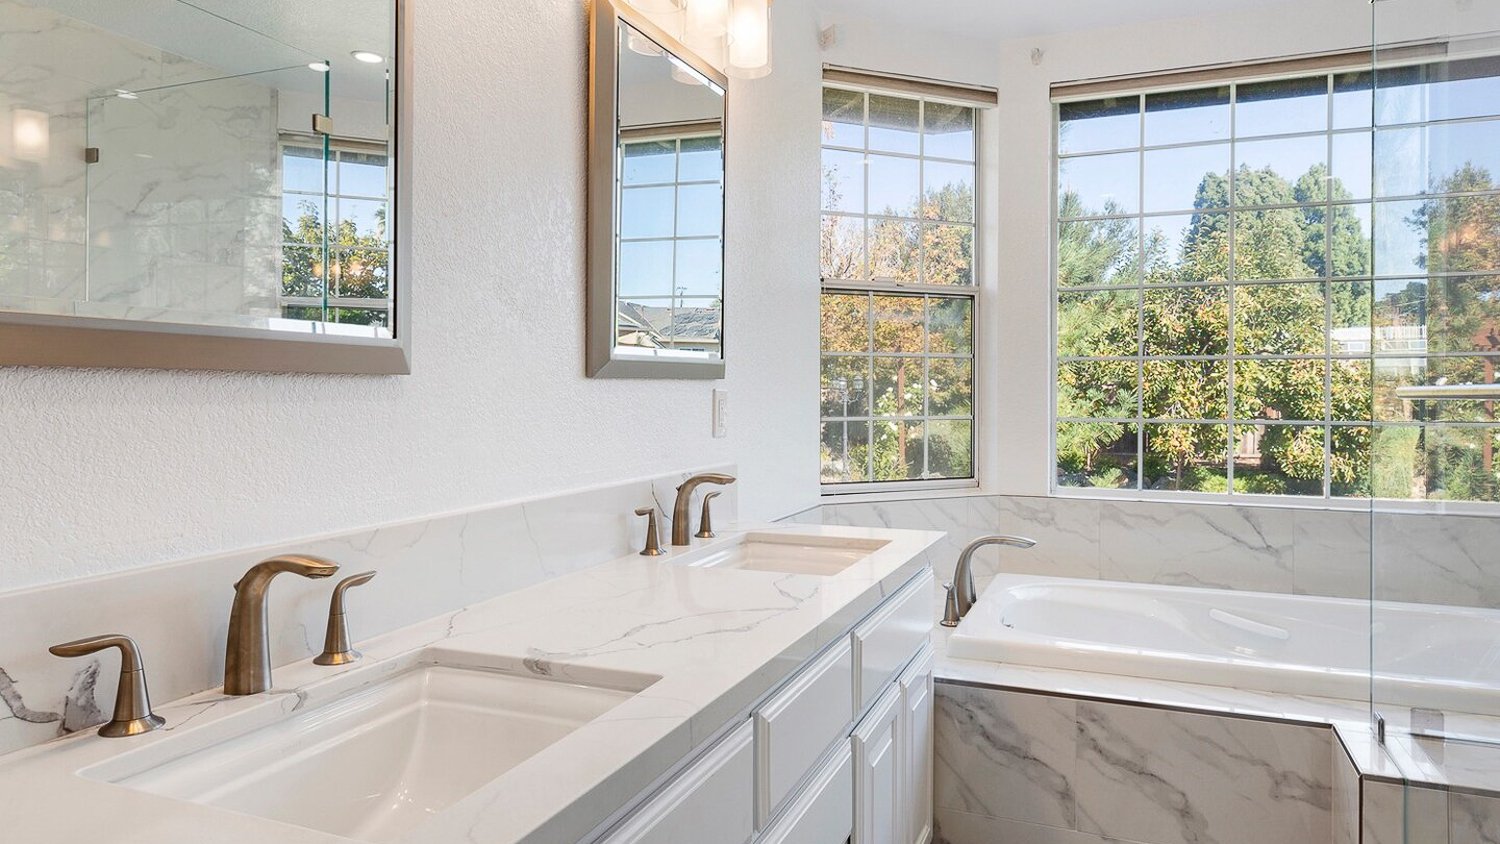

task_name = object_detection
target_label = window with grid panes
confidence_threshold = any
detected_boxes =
[617,132,724,354]
[280,141,391,328]
[820,86,977,488]
[1054,57,1500,502]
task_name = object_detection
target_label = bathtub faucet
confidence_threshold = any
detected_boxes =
[941,535,1036,628]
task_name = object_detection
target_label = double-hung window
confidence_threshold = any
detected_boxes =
[819,82,982,490]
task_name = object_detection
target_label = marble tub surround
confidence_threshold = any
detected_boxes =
[0,466,738,757]
[0,523,941,843]
[933,683,1335,844]
[811,493,1500,607]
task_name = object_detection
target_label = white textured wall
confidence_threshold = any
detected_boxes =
[0,0,822,592]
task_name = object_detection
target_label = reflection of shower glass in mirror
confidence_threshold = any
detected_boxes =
[613,21,726,361]
[0,0,396,338]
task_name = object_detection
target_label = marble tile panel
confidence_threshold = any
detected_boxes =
[1333,736,1360,844]
[1293,508,1371,600]
[1373,512,1500,608]
[976,495,1102,580]
[936,808,1142,844]
[935,684,1079,829]
[1363,781,1448,844]
[1452,792,1500,844]
[1098,500,1295,592]
[1073,699,1331,844]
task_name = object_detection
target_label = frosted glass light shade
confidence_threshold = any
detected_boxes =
[685,0,728,37]
[726,0,770,79]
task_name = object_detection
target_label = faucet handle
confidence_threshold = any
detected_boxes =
[695,491,723,539]
[314,571,377,666]
[48,634,165,737]
[940,582,961,628]
[635,507,666,556]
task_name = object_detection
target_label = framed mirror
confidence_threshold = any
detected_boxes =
[588,0,727,379]
[0,0,409,374]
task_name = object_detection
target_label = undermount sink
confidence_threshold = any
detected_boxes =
[92,665,650,842]
[680,532,889,576]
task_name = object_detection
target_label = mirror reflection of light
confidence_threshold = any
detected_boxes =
[308,61,331,73]
[11,108,48,161]
[350,50,385,64]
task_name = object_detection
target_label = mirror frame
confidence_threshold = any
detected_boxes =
[587,0,728,379]
[0,0,413,375]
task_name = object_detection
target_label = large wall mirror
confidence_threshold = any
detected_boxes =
[588,0,726,379]
[0,0,409,374]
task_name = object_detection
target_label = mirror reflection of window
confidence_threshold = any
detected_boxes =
[280,143,392,328]
[612,21,725,362]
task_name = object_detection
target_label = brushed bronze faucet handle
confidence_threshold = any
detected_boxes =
[671,473,736,546]
[48,634,165,737]
[314,571,377,666]
[635,507,666,556]
[695,491,723,539]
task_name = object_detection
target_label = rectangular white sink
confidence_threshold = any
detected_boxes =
[93,665,650,842]
[680,532,889,576]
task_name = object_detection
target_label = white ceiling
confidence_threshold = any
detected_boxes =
[813,0,1275,40]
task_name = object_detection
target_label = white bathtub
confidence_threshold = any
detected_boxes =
[946,574,1500,715]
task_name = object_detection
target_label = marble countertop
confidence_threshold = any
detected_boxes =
[0,524,941,844]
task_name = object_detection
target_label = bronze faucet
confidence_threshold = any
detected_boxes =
[48,634,165,737]
[225,555,339,695]
[941,535,1036,627]
[671,473,735,545]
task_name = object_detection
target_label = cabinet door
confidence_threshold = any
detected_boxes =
[852,685,902,844]
[599,721,754,844]
[758,744,854,844]
[756,637,855,828]
[898,647,935,844]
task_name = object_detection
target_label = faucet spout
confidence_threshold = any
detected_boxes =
[942,535,1036,627]
[225,554,339,695]
[671,473,735,546]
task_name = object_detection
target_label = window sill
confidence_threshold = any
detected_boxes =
[820,479,983,505]
[1050,486,1500,517]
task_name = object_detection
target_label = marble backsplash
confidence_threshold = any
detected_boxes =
[799,493,1500,608]
[0,466,737,757]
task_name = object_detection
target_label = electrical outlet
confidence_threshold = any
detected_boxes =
[712,389,728,438]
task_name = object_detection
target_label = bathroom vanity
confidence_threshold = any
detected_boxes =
[0,525,940,844]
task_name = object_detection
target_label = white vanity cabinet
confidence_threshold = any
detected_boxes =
[599,721,755,844]
[594,568,935,844]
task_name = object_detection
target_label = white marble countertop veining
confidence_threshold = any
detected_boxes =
[0,524,941,844]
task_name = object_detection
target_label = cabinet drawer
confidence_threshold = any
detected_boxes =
[852,570,933,714]
[600,721,753,844]
[755,637,854,827]
[758,743,854,844]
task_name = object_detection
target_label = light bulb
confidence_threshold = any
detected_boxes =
[308,61,331,73]
[726,0,770,78]
[350,50,385,64]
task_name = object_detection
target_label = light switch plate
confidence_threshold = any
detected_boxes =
[712,389,728,438]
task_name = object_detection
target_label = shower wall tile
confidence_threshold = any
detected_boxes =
[1098,501,1295,592]
[933,682,1333,844]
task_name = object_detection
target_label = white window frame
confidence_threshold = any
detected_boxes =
[820,82,984,496]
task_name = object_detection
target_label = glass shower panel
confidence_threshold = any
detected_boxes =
[1371,0,1500,760]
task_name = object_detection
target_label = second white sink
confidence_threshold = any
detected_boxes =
[96,665,648,842]
[680,532,889,576]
